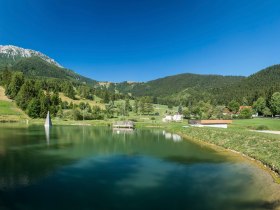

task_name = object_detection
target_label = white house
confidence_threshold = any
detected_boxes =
[162,114,183,122]
[173,114,183,122]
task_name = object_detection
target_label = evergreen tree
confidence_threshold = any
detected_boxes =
[104,91,110,103]
[1,68,12,87]
[178,105,183,114]
[57,106,64,118]
[79,102,86,120]
[6,72,24,98]
[125,98,132,112]
[27,98,41,118]
[63,82,75,99]
[134,99,139,114]
[139,97,145,114]
[40,91,51,118]
[145,97,154,115]
[16,80,36,110]
[105,101,115,118]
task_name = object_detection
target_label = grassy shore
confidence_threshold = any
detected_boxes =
[164,123,280,182]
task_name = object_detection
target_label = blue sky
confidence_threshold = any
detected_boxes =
[1,0,280,82]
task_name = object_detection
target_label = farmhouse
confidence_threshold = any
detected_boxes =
[188,120,233,128]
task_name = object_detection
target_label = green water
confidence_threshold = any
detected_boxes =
[0,125,279,210]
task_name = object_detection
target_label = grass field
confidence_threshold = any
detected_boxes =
[0,86,28,122]
[0,100,28,122]
[59,92,105,109]
[231,118,280,131]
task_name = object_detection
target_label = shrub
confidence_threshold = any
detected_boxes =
[72,109,82,120]
[256,125,269,130]
[239,108,253,119]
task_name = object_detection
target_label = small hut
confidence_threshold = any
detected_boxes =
[113,121,134,129]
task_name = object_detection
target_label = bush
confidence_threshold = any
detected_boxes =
[150,117,156,120]
[256,125,269,130]
[239,108,253,119]
[72,109,82,120]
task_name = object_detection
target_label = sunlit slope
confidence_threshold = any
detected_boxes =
[0,86,28,122]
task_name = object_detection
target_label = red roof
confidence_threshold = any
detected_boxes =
[239,106,252,110]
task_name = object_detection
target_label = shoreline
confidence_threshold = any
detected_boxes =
[164,126,280,184]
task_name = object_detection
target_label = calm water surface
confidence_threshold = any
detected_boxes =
[0,125,279,210]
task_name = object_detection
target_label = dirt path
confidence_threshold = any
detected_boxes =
[253,130,280,135]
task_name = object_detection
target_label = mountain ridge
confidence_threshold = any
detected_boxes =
[1,45,279,106]
[0,45,62,68]
[0,45,97,85]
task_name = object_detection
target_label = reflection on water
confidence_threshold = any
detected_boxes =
[44,126,50,145]
[0,125,279,210]
[113,128,134,134]
[162,130,182,142]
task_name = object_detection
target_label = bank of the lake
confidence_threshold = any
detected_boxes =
[163,123,280,183]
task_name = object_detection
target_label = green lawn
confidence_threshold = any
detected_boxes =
[0,100,27,122]
[231,118,280,131]
[0,101,21,115]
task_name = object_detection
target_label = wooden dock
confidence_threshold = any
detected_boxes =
[112,121,135,129]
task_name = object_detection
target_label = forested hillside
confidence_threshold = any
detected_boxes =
[130,73,244,97]
[11,57,97,85]
[211,64,280,105]
[111,66,280,107]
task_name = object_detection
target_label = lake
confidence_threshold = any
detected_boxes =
[0,125,279,210]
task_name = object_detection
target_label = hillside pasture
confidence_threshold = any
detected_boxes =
[0,86,28,122]
[59,93,105,109]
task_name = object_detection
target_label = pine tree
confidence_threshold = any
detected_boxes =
[6,72,24,98]
[16,80,36,110]
[134,99,139,114]
[27,98,41,118]
[178,105,183,114]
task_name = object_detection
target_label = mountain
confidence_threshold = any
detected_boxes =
[0,45,96,85]
[129,73,244,97]
[1,45,279,106]
[0,45,62,68]
[113,66,280,105]
[211,64,280,104]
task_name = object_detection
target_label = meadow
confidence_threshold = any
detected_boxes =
[0,87,28,122]
[231,118,280,131]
